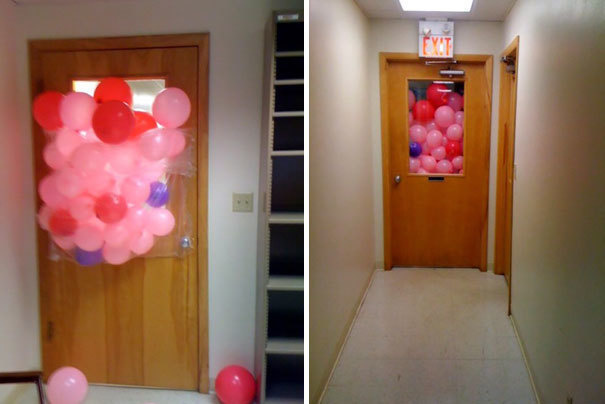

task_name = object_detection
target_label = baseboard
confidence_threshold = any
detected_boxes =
[316,268,378,403]
[510,313,541,404]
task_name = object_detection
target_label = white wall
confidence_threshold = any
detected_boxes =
[368,19,503,269]
[3,0,301,389]
[503,0,605,402]
[309,0,374,402]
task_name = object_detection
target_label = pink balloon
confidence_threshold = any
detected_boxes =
[121,176,150,205]
[104,222,132,248]
[68,194,95,221]
[446,92,464,112]
[168,129,187,157]
[418,167,428,174]
[138,128,171,161]
[421,142,430,155]
[441,136,448,146]
[436,159,453,173]
[55,168,84,198]
[103,244,131,265]
[455,111,464,126]
[74,223,104,251]
[420,155,437,172]
[409,157,420,173]
[459,169,464,174]
[446,123,463,141]
[60,92,97,131]
[43,142,67,170]
[38,205,52,230]
[130,231,154,255]
[124,207,148,232]
[47,367,88,404]
[452,156,464,170]
[52,235,75,250]
[431,146,446,161]
[71,143,107,174]
[146,208,175,236]
[85,170,115,197]
[39,175,67,208]
[107,142,139,174]
[426,130,443,149]
[408,90,416,110]
[56,127,84,156]
[434,105,455,128]
[136,159,166,182]
[409,124,427,144]
[152,87,191,128]
[408,111,414,126]
[425,120,438,132]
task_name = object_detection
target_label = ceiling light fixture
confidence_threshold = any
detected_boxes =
[399,0,474,12]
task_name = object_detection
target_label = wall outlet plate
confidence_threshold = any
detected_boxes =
[233,193,254,212]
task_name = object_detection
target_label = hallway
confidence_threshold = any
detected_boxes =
[322,268,535,403]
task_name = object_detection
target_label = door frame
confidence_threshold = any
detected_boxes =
[28,34,210,393]
[379,52,493,271]
[494,36,519,315]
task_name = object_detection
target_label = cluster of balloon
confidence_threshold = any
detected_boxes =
[33,77,191,265]
[215,365,256,404]
[408,84,465,174]
[46,366,88,404]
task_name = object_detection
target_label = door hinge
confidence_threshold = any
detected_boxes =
[47,321,54,341]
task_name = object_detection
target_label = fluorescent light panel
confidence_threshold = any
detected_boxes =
[399,0,474,12]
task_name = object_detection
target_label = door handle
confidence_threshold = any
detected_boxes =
[394,175,401,184]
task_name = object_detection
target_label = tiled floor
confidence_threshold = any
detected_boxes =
[322,268,536,404]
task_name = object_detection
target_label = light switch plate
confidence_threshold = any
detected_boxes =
[233,193,254,212]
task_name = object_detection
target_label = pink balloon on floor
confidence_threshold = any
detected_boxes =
[60,92,97,131]
[46,366,88,404]
[431,146,446,161]
[130,231,154,255]
[434,105,455,128]
[418,167,428,174]
[215,365,256,404]
[74,223,104,251]
[436,159,453,173]
[68,194,96,221]
[426,130,443,149]
[147,208,175,236]
[452,155,464,171]
[455,111,464,126]
[103,244,131,265]
[421,142,430,155]
[409,157,420,173]
[152,87,191,128]
[446,123,463,141]
[420,155,437,172]
[409,124,427,144]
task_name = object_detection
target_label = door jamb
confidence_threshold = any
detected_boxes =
[28,34,210,393]
[494,36,520,315]
[379,52,492,271]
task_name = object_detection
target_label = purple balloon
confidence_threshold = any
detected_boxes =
[409,141,422,157]
[75,247,103,266]
[146,181,170,207]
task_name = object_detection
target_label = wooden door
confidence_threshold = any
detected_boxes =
[29,35,209,391]
[494,37,519,313]
[380,53,492,271]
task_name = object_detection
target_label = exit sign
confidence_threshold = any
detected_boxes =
[419,21,454,58]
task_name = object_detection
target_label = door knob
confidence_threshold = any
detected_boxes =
[394,175,401,184]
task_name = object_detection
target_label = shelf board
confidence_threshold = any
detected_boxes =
[271,150,304,157]
[273,111,304,118]
[269,213,304,224]
[265,398,304,404]
[275,51,304,57]
[266,338,304,355]
[274,79,304,86]
[267,276,304,291]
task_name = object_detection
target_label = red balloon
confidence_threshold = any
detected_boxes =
[426,83,449,108]
[445,140,462,159]
[33,91,64,130]
[215,365,255,404]
[94,77,132,106]
[130,111,157,139]
[412,100,435,122]
[49,209,78,236]
[95,193,127,223]
[92,101,135,144]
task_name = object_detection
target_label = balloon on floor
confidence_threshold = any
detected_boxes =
[46,367,88,404]
[215,365,256,404]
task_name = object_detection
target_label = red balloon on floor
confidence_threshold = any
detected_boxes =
[92,101,135,144]
[412,100,435,122]
[215,365,256,404]
[94,77,133,106]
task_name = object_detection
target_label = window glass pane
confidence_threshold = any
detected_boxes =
[73,79,166,113]
[408,80,464,175]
